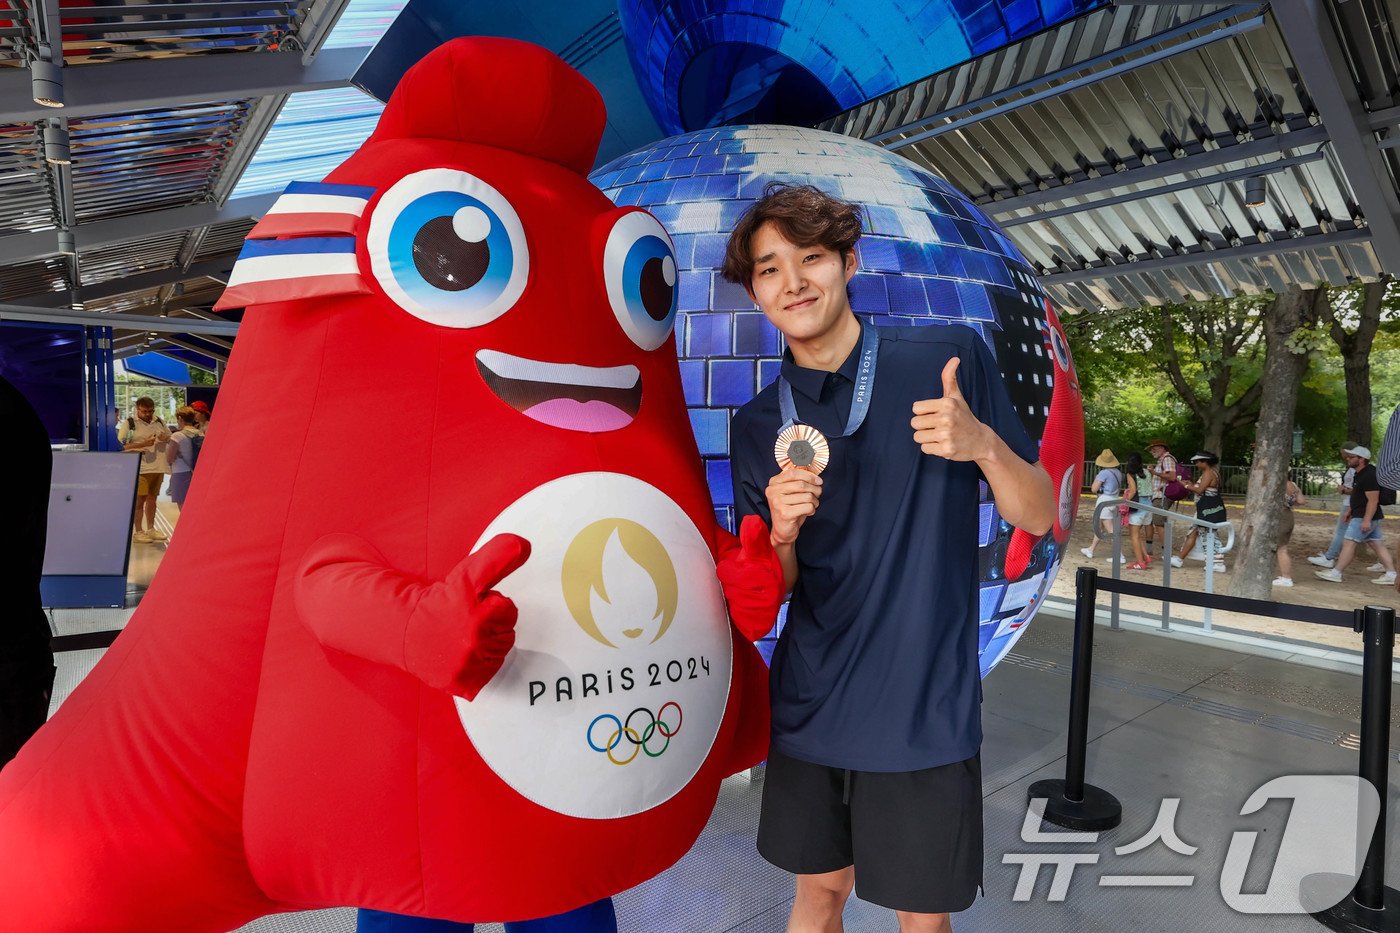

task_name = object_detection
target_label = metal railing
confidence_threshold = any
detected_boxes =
[1081,461,1348,498]
[1088,496,1235,632]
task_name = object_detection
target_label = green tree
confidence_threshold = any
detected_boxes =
[1319,276,1398,447]
[1229,287,1326,599]
[1064,296,1270,462]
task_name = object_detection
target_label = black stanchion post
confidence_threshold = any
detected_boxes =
[1314,604,1400,933]
[1029,566,1122,831]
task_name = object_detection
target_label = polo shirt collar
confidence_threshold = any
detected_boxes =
[780,338,864,402]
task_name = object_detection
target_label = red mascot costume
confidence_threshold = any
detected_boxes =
[0,37,783,931]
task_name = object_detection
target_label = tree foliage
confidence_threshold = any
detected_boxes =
[1064,284,1400,468]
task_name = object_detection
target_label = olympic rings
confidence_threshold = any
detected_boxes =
[586,703,683,765]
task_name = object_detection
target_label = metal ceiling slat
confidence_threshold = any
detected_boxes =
[54,0,313,64]
[60,96,253,224]
[861,8,1386,305]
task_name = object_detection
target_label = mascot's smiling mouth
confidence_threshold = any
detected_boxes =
[475,350,641,433]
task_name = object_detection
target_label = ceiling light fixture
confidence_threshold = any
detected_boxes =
[43,121,70,165]
[1244,176,1267,208]
[30,57,64,108]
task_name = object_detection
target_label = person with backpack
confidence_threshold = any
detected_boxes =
[1314,445,1396,585]
[117,396,171,544]
[166,406,203,511]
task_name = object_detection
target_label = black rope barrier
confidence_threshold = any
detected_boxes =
[1039,566,1400,931]
[1313,604,1400,933]
[1027,566,1122,831]
[1094,573,1355,628]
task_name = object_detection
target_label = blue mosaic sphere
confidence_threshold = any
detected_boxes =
[590,125,1082,677]
[617,0,1104,134]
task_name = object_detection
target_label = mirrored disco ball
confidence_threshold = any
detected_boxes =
[590,125,1083,677]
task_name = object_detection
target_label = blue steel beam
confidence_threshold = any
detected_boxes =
[868,5,1264,146]
[885,13,1267,152]
[1270,0,1400,272]
[1040,228,1372,284]
[997,150,1329,227]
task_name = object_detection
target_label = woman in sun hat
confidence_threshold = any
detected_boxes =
[1081,448,1122,559]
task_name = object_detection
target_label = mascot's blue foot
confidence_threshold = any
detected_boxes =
[358,899,618,933]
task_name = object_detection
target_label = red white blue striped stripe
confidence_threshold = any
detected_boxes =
[248,181,376,239]
[214,236,368,310]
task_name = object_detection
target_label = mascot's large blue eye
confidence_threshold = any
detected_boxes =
[603,211,677,351]
[367,169,528,328]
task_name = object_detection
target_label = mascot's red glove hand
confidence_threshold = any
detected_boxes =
[297,532,530,701]
[716,515,786,640]
[407,534,531,700]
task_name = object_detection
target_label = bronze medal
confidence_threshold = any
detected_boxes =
[774,424,831,475]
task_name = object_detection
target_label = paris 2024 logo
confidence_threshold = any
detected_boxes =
[456,473,733,818]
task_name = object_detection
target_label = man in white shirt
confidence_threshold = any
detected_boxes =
[117,397,171,543]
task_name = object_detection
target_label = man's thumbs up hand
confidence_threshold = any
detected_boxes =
[940,357,963,401]
[911,355,991,461]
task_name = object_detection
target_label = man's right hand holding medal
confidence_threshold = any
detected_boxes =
[765,468,822,591]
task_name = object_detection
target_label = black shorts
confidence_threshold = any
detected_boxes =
[757,748,983,914]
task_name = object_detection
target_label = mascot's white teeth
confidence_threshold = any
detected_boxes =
[475,350,641,434]
[476,350,639,389]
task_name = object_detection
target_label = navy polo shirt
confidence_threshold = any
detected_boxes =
[730,323,1039,772]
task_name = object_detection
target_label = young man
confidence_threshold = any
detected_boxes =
[724,185,1054,933]
[1314,446,1396,585]
[1307,442,1360,570]
[117,396,171,543]
[1143,439,1178,556]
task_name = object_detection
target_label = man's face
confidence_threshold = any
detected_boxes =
[136,404,154,423]
[1149,445,1166,459]
[747,221,857,344]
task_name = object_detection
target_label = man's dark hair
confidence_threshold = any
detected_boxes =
[721,183,863,287]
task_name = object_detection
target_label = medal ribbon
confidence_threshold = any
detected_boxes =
[778,319,879,437]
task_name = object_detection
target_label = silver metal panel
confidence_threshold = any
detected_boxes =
[826,3,1400,308]
[0,45,366,125]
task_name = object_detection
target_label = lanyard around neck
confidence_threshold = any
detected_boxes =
[778,320,879,437]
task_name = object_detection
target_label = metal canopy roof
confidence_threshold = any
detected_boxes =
[0,0,394,361]
[1,0,1398,349]
[822,1,1400,309]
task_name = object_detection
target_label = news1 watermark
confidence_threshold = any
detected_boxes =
[1003,775,1381,914]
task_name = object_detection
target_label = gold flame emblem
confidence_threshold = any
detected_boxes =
[562,518,678,648]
